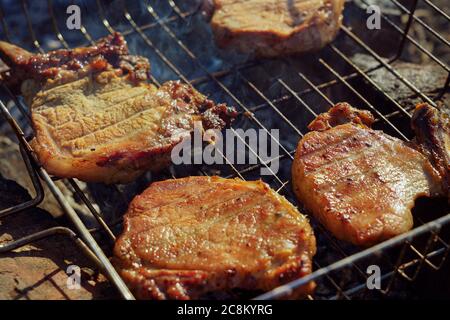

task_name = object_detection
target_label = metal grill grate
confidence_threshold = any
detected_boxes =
[0,0,449,300]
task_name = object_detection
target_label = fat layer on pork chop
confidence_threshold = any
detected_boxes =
[0,33,236,184]
[204,0,345,57]
[292,103,443,246]
[113,176,316,299]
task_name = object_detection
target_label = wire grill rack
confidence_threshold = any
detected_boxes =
[0,0,449,300]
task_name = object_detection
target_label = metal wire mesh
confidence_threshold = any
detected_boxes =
[0,0,449,300]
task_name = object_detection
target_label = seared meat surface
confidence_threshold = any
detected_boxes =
[0,33,149,91]
[204,0,345,57]
[412,103,450,199]
[0,34,236,184]
[307,102,375,131]
[292,103,443,246]
[114,176,316,299]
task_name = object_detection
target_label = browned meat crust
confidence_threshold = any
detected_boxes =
[0,33,149,91]
[292,104,443,246]
[308,102,375,131]
[0,34,236,184]
[205,0,345,58]
[412,103,450,198]
[113,176,316,299]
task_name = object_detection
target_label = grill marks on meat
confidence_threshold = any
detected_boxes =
[30,79,235,183]
[412,103,450,199]
[113,176,316,299]
[0,34,236,184]
[204,0,345,57]
[292,103,443,246]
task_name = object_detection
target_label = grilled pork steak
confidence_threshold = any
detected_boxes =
[292,103,443,246]
[204,0,345,57]
[0,33,236,184]
[412,103,450,199]
[113,176,316,299]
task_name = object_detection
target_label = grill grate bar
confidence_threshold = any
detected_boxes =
[96,0,114,34]
[0,100,44,218]
[360,0,449,73]
[394,0,419,61]
[67,179,116,243]
[190,62,256,86]
[21,0,44,53]
[295,71,335,107]
[392,0,450,49]
[329,45,411,118]
[278,78,322,116]
[239,73,304,139]
[255,213,450,300]
[223,150,295,180]
[423,0,450,21]
[404,233,441,281]
[47,0,69,49]
[247,61,395,114]
[341,26,436,107]
[281,49,411,141]
[313,260,352,300]
[319,57,409,139]
[0,226,107,278]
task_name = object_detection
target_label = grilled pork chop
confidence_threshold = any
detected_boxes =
[204,0,345,57]
[292,103,443,246]
[0,34,236,184]
[113,176,316,299]
[412,103,450,199]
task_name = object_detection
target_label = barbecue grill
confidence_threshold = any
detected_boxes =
[0,0,449,300]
